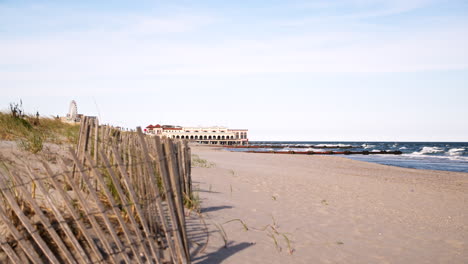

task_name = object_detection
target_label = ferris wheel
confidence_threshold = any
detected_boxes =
[68,100,78,121]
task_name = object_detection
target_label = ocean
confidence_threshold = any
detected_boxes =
[234,142,468,173]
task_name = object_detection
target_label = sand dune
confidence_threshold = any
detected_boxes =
[190,146,468,264]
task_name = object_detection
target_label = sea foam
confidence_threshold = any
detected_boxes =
[315,144,351,148]
[447,148,465,156]
[412,146,444,155]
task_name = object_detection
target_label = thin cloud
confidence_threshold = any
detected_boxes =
[283,0,436,25]
[126,15,217,34]
[1,0,467,96]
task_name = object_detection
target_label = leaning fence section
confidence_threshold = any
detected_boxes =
[0,116,193,263]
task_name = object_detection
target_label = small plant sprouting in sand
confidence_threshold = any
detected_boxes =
[321,199,328,205]
[228,169,235,176]
[266,225,294,255]
[184,190,201,213]
[271,215,278,228]
[249,215,294,255]
[214,222,229,248]
[213,218,249,248]
[281,233,294,254]
[184,184,201,213]
[192,154,215,168]
[272,195,277,201]
[224,218,249,231]
[336,241,344,245]
[215,216,295,255]
[268,232,280,252]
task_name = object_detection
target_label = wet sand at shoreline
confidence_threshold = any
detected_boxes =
[190,146,468,264]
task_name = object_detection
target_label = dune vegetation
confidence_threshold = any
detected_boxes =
[0,102,79,153]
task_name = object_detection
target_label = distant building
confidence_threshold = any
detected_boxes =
[145,124,248,145]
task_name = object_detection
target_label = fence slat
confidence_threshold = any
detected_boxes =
[84,151,147,264]
[68,151,131,263]
[99,149,157,263]
[164,140,190,262]
[42,160,108,263]
[154,136,188,264]
[94,118,99,163]
[0,204,45,264]
[58,159,121,263]
[111,146,164,263]
[137,127,182,263]
[0,178,60,264]
[11,170,78,264]
[28,163,92,264]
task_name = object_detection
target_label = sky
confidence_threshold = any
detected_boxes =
[1,0,467,141]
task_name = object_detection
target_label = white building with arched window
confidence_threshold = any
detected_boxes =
[145,124,248,145]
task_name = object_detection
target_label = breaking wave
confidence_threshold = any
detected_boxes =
[244,141,468,173]
[447,148,465,156]
[315,144,351,148]
[412,147,444,155]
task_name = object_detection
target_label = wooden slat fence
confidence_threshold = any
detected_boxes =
[0,116,193,263]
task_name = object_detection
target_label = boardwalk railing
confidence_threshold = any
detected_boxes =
[0,116,193,263]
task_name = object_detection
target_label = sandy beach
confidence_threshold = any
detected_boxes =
[190,146,468,264]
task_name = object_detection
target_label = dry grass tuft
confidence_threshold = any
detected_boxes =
[191,154,215,168]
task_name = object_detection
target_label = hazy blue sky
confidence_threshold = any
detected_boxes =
[1,0,467,141]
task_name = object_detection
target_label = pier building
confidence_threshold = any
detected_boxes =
[145,124,248,145]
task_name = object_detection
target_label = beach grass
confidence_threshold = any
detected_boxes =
[184,187,201,213]
[192,154,215,168]
[0,111,80,153]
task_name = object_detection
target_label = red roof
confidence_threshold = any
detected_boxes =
[163,127,182,130]
[146,124,162,129]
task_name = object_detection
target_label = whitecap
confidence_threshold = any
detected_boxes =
[315,144,351,148]
[447,148,465,156]
[337,144,351,147]
[315,144,333,147]
[399,146,407,150]
[412,146,444,155]
[304,148,324,152]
